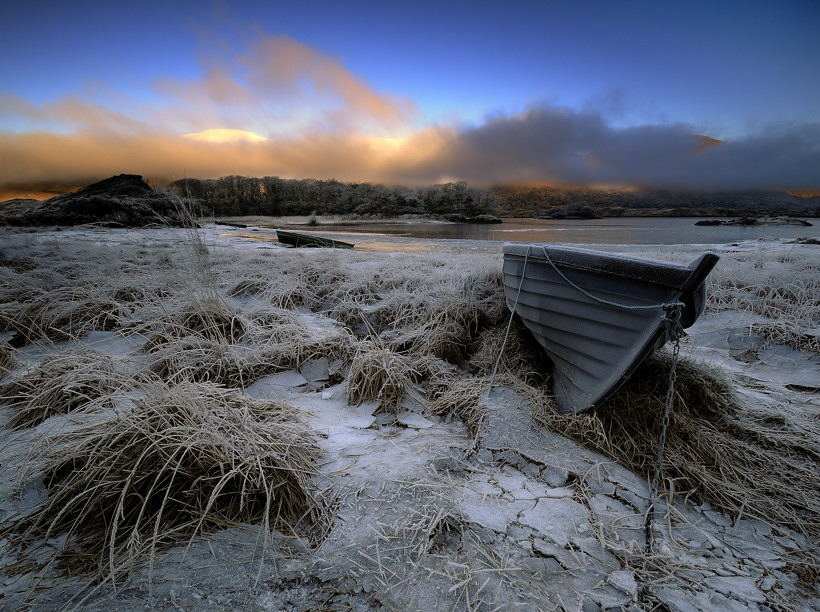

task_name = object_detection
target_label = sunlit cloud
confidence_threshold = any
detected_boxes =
[149,34,417,138]
[183,128,269,143]
[1,31,818,190]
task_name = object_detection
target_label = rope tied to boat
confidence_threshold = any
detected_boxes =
[538,245,685,313]
[645,303,683,553]
[489,248,530,392]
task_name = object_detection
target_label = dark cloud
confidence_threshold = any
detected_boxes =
[391,107,820,189]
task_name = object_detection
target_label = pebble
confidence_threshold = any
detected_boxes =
[520,461,541,479]
[542,467,569,488]
[608,570,638,600]
[704,576,767,603]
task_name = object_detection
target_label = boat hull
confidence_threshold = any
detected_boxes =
[276,229,354,249]
[502,244,719,413]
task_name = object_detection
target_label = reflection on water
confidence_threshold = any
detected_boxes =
[277,217,816,245]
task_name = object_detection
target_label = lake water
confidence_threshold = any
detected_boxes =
[280,217,817,246]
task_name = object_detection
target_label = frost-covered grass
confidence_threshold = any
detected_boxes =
[1,226,818,604]
[0,346,130,429]
[707,246,820,352]
[1,382,325,583]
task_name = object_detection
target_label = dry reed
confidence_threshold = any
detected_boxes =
[242,319,354,385]
[247,306,311,343]
[707,249,820,353]
[1,382,327,582]
[468,321,551,386]
[0,347,130,429]
[155,291,245,345]
[146,336,247,386]
[0,343,13,373]
[0,289,126,347]
[430,376,492,436]
[531,354,820,539]
[346,343,419,413]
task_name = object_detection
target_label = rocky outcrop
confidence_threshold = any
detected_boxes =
[1,175,190,227]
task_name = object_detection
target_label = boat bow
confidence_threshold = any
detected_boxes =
[502,244,719,413]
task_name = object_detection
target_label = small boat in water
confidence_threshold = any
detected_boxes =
[276,229,354,249]
[502,244,719,413]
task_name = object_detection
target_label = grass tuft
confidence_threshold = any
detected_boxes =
[346,343,418,413]
[146,336,247,387]
[0,343,13,373]
[1,347,129,429]
[1,382,328,582]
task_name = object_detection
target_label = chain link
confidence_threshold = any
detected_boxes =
[646,304,683,553]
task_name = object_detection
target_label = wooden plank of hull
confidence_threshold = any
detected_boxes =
[502,244,719,414]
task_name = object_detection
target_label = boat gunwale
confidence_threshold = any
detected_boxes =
[503,243,718,290]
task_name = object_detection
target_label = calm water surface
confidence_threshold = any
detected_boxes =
[281,217,817,246]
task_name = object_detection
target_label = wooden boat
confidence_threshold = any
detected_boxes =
[276,229,354,249]
[502,244,719,413]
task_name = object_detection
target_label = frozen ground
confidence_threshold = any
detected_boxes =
[0,224,818,611]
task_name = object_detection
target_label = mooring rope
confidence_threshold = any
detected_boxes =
[539,245,684,312]
[536,244,688,534]
[488,248,530,392]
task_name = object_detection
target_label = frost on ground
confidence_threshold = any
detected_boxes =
[0,224,818,611]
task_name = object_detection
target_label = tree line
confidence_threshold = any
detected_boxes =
[167,176,497,218]
[166,175,820,219]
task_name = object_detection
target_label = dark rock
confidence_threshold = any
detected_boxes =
[444,213,503,223]
[729,216,760,225]
[444,213,468,222]
[2,174,190,228]
[471,214,503,223]
[696,216,813,227]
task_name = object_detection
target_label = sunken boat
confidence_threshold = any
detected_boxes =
[502,244,719,413]
[276,229,354,249]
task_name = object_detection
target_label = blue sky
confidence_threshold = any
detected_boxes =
[2,0,819,188]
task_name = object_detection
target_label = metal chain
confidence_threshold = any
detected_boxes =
[645,304,683,553]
